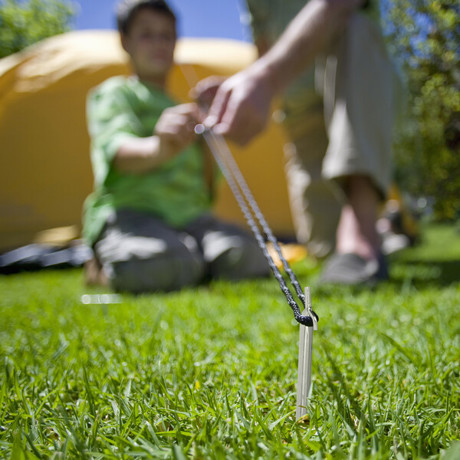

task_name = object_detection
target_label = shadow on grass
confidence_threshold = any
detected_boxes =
[310,257,459,298]
[385,223,460,288]
[389,257,460,288]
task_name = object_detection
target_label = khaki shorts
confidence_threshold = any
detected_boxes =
[281,13,399,257]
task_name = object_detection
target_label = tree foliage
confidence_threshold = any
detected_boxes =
[0,0,74,59]
[382,0,460,220]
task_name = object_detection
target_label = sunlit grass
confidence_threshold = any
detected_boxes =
[0,223,459,458]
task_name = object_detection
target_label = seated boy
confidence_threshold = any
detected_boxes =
[83,0,269,293]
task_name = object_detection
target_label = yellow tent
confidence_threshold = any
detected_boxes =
[0,30,294,252]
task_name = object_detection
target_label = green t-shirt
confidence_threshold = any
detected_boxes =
[83,76,212,245]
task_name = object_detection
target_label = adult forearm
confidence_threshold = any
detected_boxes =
[259,0,364,93]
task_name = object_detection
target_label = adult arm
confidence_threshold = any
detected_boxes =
[203,0,364,145]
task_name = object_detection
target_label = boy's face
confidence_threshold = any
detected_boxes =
[121,8,176,82]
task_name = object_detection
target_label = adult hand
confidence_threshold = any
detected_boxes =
[191,75,226,110]
[154,103,199,159]
[201,64,276,146]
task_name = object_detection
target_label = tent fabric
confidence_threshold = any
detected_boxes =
[0,30,293,252]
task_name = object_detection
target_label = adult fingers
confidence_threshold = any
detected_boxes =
[204,77,237,126]
[213,96,266,146]
[191,76,225,109]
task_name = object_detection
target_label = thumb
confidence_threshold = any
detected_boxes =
[204,86,231,130]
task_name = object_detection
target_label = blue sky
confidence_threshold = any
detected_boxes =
[72,0,251,42]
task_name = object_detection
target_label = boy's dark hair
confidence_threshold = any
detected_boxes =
[117,0,177,35]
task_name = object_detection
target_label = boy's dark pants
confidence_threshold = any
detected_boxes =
[92,209,269,293]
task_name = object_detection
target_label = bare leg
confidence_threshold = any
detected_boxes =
[336,175,380,260]
[320,175,386,285]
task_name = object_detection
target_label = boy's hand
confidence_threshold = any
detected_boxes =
[114,103,201,174]
[155,103,199,159]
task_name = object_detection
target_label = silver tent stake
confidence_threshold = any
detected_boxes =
[296,287,318,420]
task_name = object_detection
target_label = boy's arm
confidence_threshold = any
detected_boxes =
[114,103,199,174]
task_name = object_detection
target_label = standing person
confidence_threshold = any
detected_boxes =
[196,0,398,285]
[83,0,269,293]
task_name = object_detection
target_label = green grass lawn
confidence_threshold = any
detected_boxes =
[1,223,459,459]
